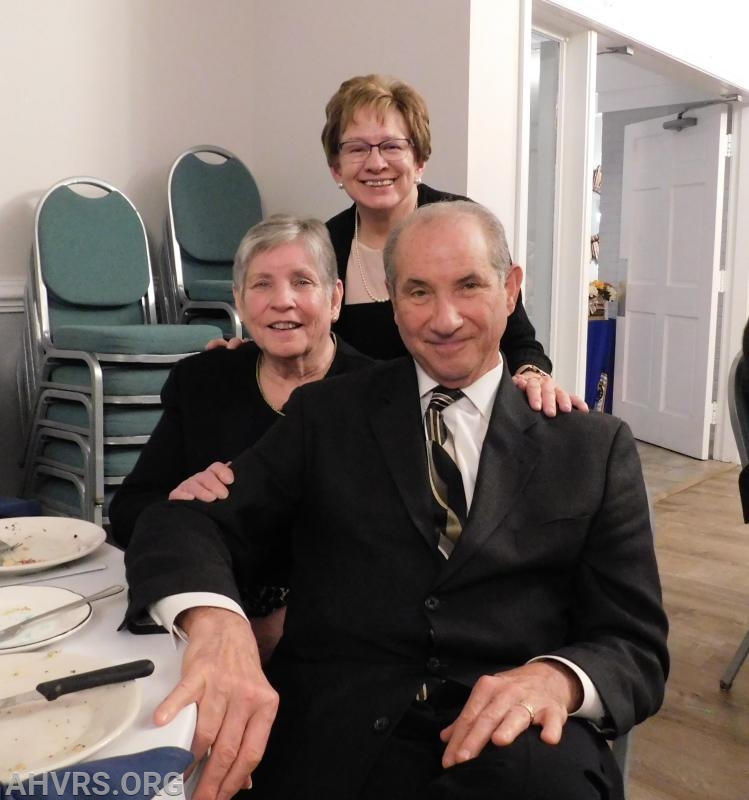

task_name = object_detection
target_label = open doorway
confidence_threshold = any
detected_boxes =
[526,15,746,460]
[596,40,737,459]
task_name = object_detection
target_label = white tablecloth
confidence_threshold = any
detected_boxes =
[0,542,196,795]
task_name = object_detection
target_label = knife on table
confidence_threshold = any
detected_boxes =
[0,584,124,641]
[0,658,154,711]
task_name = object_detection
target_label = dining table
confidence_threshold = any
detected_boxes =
[0,538,198,798]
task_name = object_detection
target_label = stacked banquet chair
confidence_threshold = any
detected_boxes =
[19,177,223,526]
[17,274,44,433]
[159,145,262,337]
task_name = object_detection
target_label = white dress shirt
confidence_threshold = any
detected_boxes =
[415,359,604,722]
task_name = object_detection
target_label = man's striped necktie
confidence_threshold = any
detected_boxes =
[425,386,467,558]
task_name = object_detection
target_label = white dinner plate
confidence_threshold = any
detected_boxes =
[0,517,106,575]
[0,650,141,783]
[0,585,92,653]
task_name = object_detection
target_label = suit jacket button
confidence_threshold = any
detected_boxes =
[373,716,390,733]
[427,656,441,671]
[424,596,440,611]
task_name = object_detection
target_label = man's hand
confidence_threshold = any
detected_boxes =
[153,607,279,800]
[169,462,235,502]
[512,371,588,417]
[205,337,248,351]
[440,661,582,768]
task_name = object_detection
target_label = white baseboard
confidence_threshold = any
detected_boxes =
[0,280,24,312]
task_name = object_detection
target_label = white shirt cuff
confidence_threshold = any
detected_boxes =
[150,592,248,647]
[529,655,605,724]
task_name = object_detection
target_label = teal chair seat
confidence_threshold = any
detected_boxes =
[185,280,236,302]
[53,323,221,354]
[32,473,117,517]
[49,364,172,396]
[46,401,163,437]
[42,440,142,477]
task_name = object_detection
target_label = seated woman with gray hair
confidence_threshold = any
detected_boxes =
[109,214,373,645]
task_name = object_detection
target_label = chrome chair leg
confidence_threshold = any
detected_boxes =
[720,629,749,691]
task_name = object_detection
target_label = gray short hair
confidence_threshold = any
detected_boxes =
[383,201,512,291]
[233,214,338,293]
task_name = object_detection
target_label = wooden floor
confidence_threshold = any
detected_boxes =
[628,444,749,799]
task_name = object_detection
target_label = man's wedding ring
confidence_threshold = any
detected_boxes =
[518,701,535,724]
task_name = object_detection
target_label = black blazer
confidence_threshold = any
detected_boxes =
[108,338,372,547]
[327,182,552,372]
[125,358,668,800]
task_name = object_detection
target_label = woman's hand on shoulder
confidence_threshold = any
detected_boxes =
[205,336,248,351]
[512,367,588,417]
[169,461,236,502]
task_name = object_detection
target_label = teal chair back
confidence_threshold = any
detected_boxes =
[168,146,262,301]
[34,179,156,346]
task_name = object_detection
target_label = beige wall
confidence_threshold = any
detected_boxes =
[248,0,528,254]
[0,0,483,292]
[248,0,472,224]
[0,0,258,294]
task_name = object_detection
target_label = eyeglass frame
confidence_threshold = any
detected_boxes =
[337,138,414,163]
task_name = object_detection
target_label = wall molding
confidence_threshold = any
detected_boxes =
[0,280,24,312]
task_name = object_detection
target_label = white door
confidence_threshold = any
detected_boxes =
[613,106,728,459]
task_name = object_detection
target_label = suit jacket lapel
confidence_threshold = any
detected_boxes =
[369,359,436,552]
[435,370,542,584]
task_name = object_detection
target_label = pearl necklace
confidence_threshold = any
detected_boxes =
[256,335,339,416]
[352,211,390,303]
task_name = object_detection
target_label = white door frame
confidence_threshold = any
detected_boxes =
[547,29,598,395]
[714,105,749,462]
[524,20,597,396]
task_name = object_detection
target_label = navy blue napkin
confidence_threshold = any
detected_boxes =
[1,747,193,800]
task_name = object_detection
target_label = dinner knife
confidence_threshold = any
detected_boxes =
[0,658,154,711]
[0,584,124,641]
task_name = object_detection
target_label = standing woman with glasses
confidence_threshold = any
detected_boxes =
[323,74,584,413]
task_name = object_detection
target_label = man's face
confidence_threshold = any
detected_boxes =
[390,216,521,388]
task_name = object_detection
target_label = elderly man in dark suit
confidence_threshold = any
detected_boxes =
[125,201,668,800]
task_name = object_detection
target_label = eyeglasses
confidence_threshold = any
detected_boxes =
[338,138,413,163]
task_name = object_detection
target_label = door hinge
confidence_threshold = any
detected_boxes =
[725,133,733,158]
[711,401,718,425]
[718,270,726,293]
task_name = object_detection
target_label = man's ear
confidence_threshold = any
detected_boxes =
[389,281,400,326]
[504,265,524,313]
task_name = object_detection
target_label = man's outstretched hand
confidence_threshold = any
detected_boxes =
[153,607,279,800]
